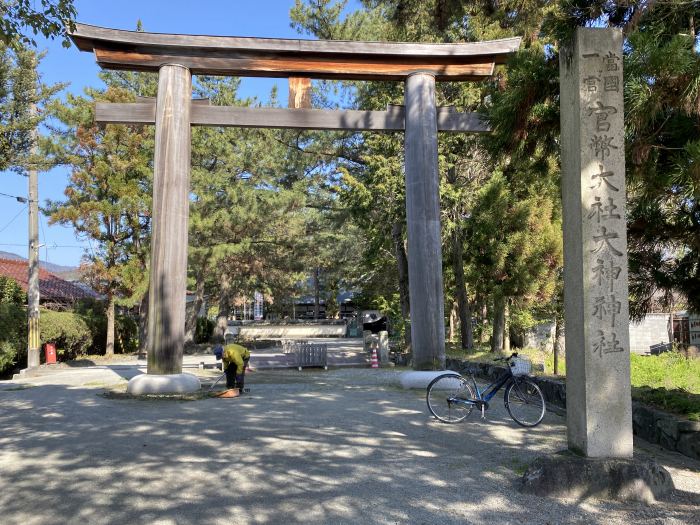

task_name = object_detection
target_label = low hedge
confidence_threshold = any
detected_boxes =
[0,303,27,376]
[40,310,93,360]
[0,304,140,376]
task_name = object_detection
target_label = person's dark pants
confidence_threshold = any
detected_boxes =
[225,359,249,389]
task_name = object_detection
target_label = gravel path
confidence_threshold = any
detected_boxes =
[1,366,698,524]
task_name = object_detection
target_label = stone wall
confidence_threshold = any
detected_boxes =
[629,313,671,355]
[632,402,700,460]
[445,357,700,461]
[520,321,556,352]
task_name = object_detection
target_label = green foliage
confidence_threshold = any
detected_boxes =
[630,352,700,394]
[39,309,92,359]
[623,13,700,316]
[194,317,214,344]
[0,41,64,174]
[0,275,25,304]
[70,300,139,354]
[46,69,155,354]
[0,293,136,375]
[632,387,700,422]
[0,0,77,47]
[477,0,700,318]
[466,172,563,310]
[0,302,26,376]
[115,315,138,353]
[46,84,154,305]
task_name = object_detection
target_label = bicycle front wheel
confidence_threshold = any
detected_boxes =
[426,373,475,424]
[504,377,546,427]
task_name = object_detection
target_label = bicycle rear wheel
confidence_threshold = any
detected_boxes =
[504,377,546,427]
[426,373,475,423]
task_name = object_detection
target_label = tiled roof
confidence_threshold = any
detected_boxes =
[0,258,98,302]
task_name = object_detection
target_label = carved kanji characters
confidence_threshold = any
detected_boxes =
[602,51,620,71]
[591,226,623,257]
[592,258,622,293]
[592,330,624,358]
[590,135,618,161]
[592,294,621,327]
[603,75,620,92]
[583,75,601,92]
[586,101,617,132]
[588,196,622,223]
[590,164,619,192]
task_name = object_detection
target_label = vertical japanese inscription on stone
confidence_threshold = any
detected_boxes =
[560,28,632,457]
[580,46,628,359]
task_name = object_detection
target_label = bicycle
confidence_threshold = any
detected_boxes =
[426,352,546,427]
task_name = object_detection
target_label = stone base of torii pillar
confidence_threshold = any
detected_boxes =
[127,373,201,395]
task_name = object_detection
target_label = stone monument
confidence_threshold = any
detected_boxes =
[521,27,673,501]
[560,26,632,458]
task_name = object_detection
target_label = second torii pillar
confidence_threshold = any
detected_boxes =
[405,72,446,370]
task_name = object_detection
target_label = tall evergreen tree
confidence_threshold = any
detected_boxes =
[46,82,155,356]
[0,42,62,173]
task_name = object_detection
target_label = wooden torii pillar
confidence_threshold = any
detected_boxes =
[69,24,520,390]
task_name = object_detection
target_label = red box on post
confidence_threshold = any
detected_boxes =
[44,343,57,364]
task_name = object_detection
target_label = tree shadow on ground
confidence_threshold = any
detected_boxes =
[0,370,698,525]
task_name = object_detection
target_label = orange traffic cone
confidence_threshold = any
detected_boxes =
[371,346,379,369]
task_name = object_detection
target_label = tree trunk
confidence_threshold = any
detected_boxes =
[138,291,148,355]
[491,295,505,353]
[216,273,230,340]
[106,292,115,357]
[451,225,473,350]
[313,267,320,320]
[553,316,564,375]
[449,300,458,342]
[503,300,511,353]
[185,275,206,343]
[391,221,411,348]
[480,300,488,344]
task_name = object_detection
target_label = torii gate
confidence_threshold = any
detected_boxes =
[69,24,520,391]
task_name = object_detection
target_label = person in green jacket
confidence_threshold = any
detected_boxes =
[221,343,250,391]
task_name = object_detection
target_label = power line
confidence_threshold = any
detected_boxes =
[0,205,28,234]
[39,214,48,263]
[0,243,86,248]
[0,191,30,203]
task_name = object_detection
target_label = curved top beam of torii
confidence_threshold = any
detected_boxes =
[69,23,521,81]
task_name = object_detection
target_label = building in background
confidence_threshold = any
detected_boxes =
[0,258,98,309]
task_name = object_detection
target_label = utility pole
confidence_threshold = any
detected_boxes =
[27,103,40,368]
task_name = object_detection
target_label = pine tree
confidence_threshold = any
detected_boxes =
[0,42,63,173]
[46,83,154,356]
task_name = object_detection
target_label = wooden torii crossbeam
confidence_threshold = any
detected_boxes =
[96,101,489,132]
[69,24,520,387]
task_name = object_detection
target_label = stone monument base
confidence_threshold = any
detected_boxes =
[520,452,674,503]
[127,373,201,395]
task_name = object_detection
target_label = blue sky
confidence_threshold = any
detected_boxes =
[0,0,357,267]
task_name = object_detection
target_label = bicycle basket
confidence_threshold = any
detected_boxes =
[510,357,532,376]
